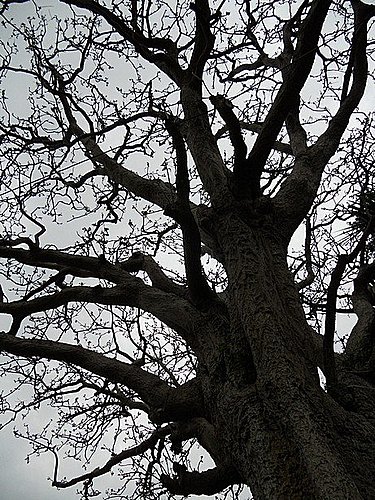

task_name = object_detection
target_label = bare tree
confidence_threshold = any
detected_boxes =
[0,0,375,498]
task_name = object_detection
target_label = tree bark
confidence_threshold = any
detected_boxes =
[195,209,375,499]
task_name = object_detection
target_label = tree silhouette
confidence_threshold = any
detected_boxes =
[0,1,375,498]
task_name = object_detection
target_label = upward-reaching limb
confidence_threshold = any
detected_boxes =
[273,1,374,241]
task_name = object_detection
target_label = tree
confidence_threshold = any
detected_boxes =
[0,0,374,498]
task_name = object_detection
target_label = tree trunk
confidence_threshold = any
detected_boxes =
[198,210,375,499]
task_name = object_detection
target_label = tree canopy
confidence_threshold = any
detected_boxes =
[0,1,375,499]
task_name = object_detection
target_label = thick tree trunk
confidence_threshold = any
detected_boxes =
[212,380,375,499]
[199,210,375,499]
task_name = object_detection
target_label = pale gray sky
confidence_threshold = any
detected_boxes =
[0,427,73,500]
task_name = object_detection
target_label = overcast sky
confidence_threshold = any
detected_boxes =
[0,427,73,500]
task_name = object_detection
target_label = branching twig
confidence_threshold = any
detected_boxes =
[52,425,172,488]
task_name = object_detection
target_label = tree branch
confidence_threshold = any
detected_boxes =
[11,52,178,214]
[210,95,248,182]
[0,242,114,280]
[187,0,215,91]
[180,88,231,206]
[324,217,375,391]
[0,285,136,319]
[160,463,240,496]
[345,262,375,372]
[0,242,201,346]
[164,119,215,308]
[169,417,223,464]
[0,334,204,422]
[296,218,315,291]
[215,121,293,156]
[285,99,308,158]
[234,0,331,199]
[54,85,177,212]
[120,252,186,297]
[272,1,372,241]
[52,425,172,488]
[60,0,183,84]
[310,0,374,163]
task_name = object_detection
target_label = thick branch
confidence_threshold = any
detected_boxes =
[215,121,293,156]
[165,119,215,307]
[120,252,186,297]
[0,334,204,421]
[324,218,374,391]
[324,255,349,390]
[235,0,331,199]
[0,285,136,318]
[296,218,315,291]
[311,1,373,163]
[14,54,177,213]
[56,92,176,211]
[160,464,240,496]
[273,1,371,242]
[210,95,248,178]
[170,417,223,464]
[180,88,231,205]
[345,262,375,371]
[0,242,120,281]
[1,64,177,210]
[0,243,201,345]
[285,98,308,158]
[187,0,215,90]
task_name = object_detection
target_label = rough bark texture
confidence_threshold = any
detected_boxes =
[193,210,375,499]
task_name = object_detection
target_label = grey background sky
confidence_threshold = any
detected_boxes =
[0,427,73,499]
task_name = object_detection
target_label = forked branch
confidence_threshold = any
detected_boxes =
[165,119,216,308]
[234,0,331,200]
[0,334,204,422]
[0,241,202,345]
